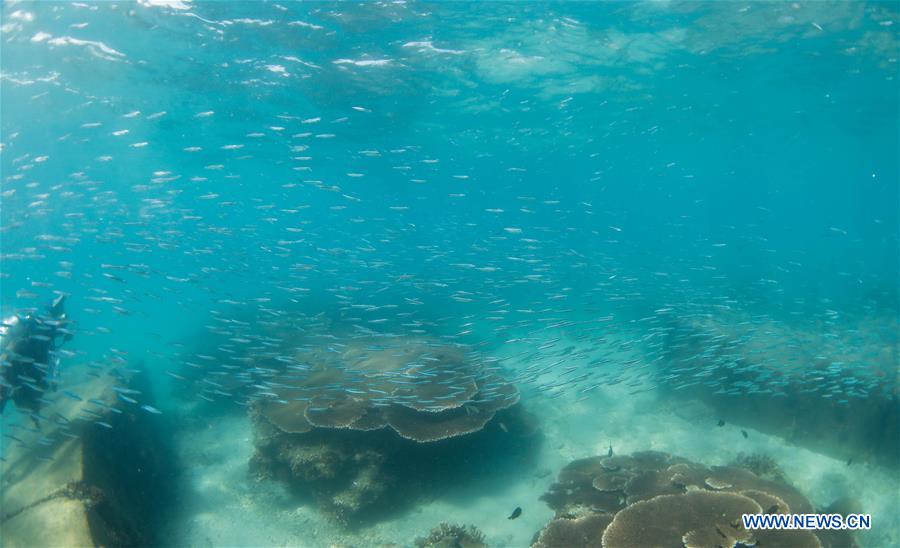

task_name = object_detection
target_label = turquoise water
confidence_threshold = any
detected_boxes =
[1,2,898,547]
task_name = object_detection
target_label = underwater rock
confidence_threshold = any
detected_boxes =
[249,336,534,525]
[534,451,826,548]
[815,497,863,548]
[415,522,487,548]
[660,314,900,468]
[0,367,174,547]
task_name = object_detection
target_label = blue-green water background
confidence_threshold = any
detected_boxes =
[2,2,899,545]
[1,0,897,447]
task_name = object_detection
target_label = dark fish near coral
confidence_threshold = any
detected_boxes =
[507,506,521,520]
[717,419,725,427]
[741,430,748,439]
[607,444,613,457]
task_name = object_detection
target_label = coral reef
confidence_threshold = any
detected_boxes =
[531,513,613,548]
[540,451,705,516]
[415,523,487,548]
[249,335,535,526]
[601,491,759,548]
[730,452,786,483]
[253,336,519,442]
[533,451,851,548]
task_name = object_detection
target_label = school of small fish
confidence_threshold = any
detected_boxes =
[0,2,896,464]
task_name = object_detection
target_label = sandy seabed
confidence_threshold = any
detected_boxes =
[158,375,899,548]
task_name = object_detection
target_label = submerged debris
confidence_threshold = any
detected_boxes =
[1,368,175,546]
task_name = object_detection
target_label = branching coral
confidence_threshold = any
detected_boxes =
[415,523,487,548]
